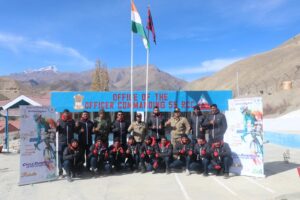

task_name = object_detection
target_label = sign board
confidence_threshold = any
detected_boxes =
[19,106,57,185]
[51,90,232,113]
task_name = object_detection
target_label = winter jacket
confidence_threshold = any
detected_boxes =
[203,110,227,142]
[189,114,206,140]
[77,119,94,146]
[156,141,173,158]
[193,142,210,160]
[111,120,129,144]
[148,114,166,138]
[57,118,76,148]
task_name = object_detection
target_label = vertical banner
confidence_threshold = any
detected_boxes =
[19,106,57,185]
[225,97,264,177]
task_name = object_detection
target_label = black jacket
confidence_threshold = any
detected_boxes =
[140,138,157,158]
[57,118,76,147]
[203,110,227,142]
[194,142,210,159]
[63,145,82,163]
[173,140,193,157]
[111,120,129,145]
[89,143,108,160]
[209,142,232,165]
[156,141,173,158]
[125,143,140,157]
[147,114,166,138]
[189,114,206,140]
[77,119,94,146]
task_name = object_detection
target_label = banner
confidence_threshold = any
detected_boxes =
[225,97,264,177]
[19,106,57,185]
[51,90,232,113]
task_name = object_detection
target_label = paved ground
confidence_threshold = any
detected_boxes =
[0,143,300,200]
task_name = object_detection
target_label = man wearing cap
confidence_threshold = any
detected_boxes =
[128,113,147,144]
[165,108,191,146]
[76,111,94,171]
[190,135,210,176]
[63,139,83,182]
[147,106,166,142]
[170,134,194,175]
[203,104,227,143]
[111,111,130,146]
[189,105,206,143]
[57,109,76,177]
[93,109,110,145]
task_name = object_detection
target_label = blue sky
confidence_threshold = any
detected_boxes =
[0,0,300,81]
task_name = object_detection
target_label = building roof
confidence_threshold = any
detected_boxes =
[0,120,20,133]
[0,95,41,110]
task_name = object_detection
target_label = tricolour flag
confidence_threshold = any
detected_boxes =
[131,1,149,49]
[147,7,156,44]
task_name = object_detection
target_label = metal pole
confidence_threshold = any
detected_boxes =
[5,109,9,152]
[130,10,134,123]
[145,48,149,123]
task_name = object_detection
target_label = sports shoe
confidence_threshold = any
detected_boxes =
[224,172,230,178]
[186,169,190,176]
[66,176,73,182]
[166,168,170,175]
[203,172,209,177]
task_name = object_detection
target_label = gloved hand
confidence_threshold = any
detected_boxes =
[119,148,124,154]
[155,153,159,158]
[104,152,108,159]
[140,153,145,158]
[188,150,193,156]
[93,149,98,155]
[146,150,152,155]
[201,149,206,156]
[214,165,221,170]
[213,151,219,157]
[112,148,117,153]
[126,149,131,154]
[180,149,185,154]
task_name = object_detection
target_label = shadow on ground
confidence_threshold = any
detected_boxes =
[264,161,299,177]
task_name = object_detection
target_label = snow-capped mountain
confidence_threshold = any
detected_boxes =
[24,66,58,74]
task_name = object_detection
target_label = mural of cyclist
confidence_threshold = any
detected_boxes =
[240,106,256,142]
[33,114,50,151]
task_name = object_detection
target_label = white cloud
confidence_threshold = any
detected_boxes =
[172,57,243,76]
[0,32,93,68]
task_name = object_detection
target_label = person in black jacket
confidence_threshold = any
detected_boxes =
[124,136,140,172]
[57,109,76,177]
[190,135,210,176]
[139,136,157,173]
[63,139,83,182]
[147,106,166,142]
[189,105,206,143]
[111,111,129,146]
[154,136,173,174]
[209,140,232,178]
[170,134,194,176]
[89,136,110,175]
[76,111,94,171]
[108,137,126,172]
[203,104,227,143]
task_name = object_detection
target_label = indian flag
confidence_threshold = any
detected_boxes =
[131,1,149,49]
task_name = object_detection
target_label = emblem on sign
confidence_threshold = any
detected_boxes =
[74,94,84,110]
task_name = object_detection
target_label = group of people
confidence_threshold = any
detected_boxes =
[56,104,231,182]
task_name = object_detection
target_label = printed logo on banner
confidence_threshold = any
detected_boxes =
[74,94,84,110]
[197,94,211,110]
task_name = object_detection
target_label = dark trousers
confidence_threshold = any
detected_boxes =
[81,145,91,169]
[156,156,171,170]
[63,159,81,176]
[90,156,111,173]
[189,158,209,173]
[125,154,140,170]
[109,155,125,171]
[58,143,67,175]
[170,156,192,170]
[140,156,155,171]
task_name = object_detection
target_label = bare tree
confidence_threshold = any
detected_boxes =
[90,59,109,91]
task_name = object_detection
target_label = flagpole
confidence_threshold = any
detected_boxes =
[145,48,149,123]
[130,29,134,123]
